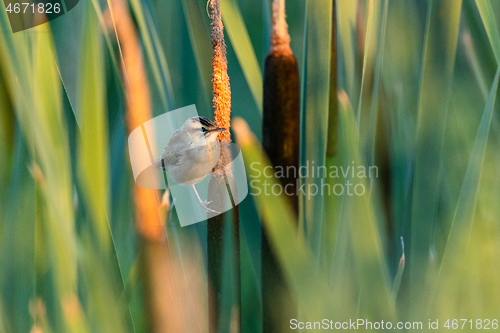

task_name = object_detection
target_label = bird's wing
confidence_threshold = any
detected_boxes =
[155,150,180,169]
[154,129,187,169]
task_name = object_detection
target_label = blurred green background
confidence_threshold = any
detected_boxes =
[1,0,500,332]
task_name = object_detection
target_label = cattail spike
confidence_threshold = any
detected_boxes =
[207,3,240,333]
[209,0,231,143]
[262,0,299,331]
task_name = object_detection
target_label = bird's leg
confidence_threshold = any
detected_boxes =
[191,184,206,203]
[191,184,219,214]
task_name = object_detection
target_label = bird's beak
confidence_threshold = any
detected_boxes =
[212,127,226,132]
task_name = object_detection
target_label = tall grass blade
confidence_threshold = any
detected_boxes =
[432,67,500,314]
[463,30,489,100]
[322,0,340,279]
[0,73,14,208]
[302,0,332,254]
[233,118,334,322]
[181,0,212,102]
[78,1,110,251]
[409,0,462,317]
[221,0,263,114]
[362,0,388,167]
[0,23,79,329]
[392,237,405,299]
[462,0,496,78]
[336,0,357,100]
[0,301,6,333]
[336,92,395,321]
[129,0,175,110]
[356,0,381,127]
[326,0,338,158]
[31,28,78,316]
[76,5,132,329]
[475,0,500,63]
[2,132,36,333]
[263,0,271,55]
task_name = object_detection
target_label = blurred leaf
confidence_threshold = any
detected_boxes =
[221,0,263,114]
[475,0,500,63]
[165,218,208,333]
[409,0,462,317]
[234,120,334,322]
[433,67,500,314]
[80,237,129,333]
[262,0,271,55]
[0,5,98,330]
[1,131,36,333]
[320,156,344,277]
[181,0,212,102]
[76,4,135,332]
[0,22,79,329]
[240,225,262,332]
[0,74,14,208]
[0,301,7,333]
[301,0,332,254]
[32,27,78,302]
[336,93,396,321]
[78,1,110,250]
[129,0,175,110]
[462,0,497,80]
[336,0,357,100]
[462,30,489,100]
[358,0,388,167]
[392,237,405,299]
[356,0,382,124]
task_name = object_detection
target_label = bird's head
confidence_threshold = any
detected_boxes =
[184,116,225,142]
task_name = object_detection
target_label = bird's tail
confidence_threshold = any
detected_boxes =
[153,157,165,169]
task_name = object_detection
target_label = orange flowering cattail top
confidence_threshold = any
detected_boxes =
[208,0,232,178]
[209,0,231,144]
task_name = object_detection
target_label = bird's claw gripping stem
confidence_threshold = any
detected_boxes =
[201,200,219,214]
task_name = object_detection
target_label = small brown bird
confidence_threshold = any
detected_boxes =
[154,116,225,213]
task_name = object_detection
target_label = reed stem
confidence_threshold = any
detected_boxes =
[207,1,241,332]
[326,0,338,157]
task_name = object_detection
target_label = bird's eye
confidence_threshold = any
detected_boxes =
[201,127,208,133]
